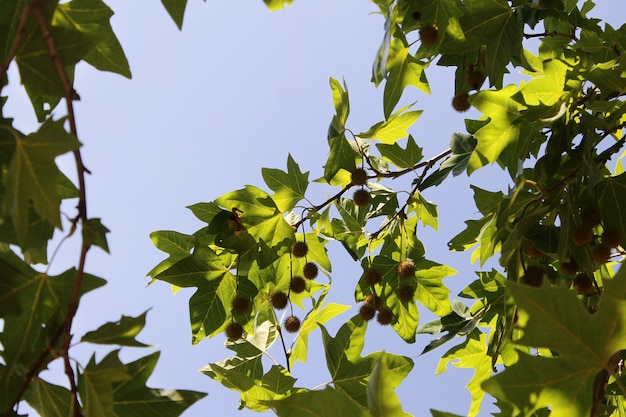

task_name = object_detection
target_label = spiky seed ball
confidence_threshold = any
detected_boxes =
[291,241,309,258]
[270,291,288,310]
[581,207,602,228]
[572,226,594,246]
[303,262,319,280]
[359,304,376,321]
[561,259,579,275]
[290,276,307,293]
[452,92,471,112]
[353,189,371,207]
[362,267,382,285]
[602,228,622,248]
[526,244,543,259]
[397,284,415,302]
[522,265,545,287]
[351,168,368,186]
[465,70,485,90]
[377,307,394,326]
[364,294,381,308]
[573,273,593,296]
[284,315,301,333]
[419,23,439,46]
[592,245,611,264]
[225,321,244,341]
[231,295,251,314]
[398,260,416,278]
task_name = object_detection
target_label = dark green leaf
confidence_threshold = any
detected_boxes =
[376,135,423,169]
[161,0,187,29]
[81,311,151,347]
[83,218,110,253]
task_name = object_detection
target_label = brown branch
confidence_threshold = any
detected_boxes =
[524,30,577,41]
[31,2,90,416]
[0,3,32,93]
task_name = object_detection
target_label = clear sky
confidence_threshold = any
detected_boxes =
[4,0,624,416]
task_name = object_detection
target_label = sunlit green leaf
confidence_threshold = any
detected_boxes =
[262,154,309,212]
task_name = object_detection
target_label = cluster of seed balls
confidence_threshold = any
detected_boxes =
[411,11,484,114]
[225,240,318,341]
[521,207,621,296]
[358,259,417,326]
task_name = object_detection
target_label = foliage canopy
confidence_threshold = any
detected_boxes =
[0,0,625,416]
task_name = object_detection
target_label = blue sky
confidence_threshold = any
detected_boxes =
[4,0,624,416]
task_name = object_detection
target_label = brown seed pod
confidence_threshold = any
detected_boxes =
[572,226,594,246]
[581,207,602,228]
[602,228,622,248]
[351,168,368,186]
[303,262,319,280]
[419,24,439,46]
[364,294,382,308]
[573,273,593,296]
[290,276,307,293]
[522,265,545,287]
[353,189,371,207]
[362,267,382,285]
[592,245,611,264]
[526,244,543,259]
[225,321,244,341]
[561,259,579,275]
[291,241,309,258]
[270,291,289,310]
[398,259,416,278]
[397,284,415,302]
[465,70,485,90]
[284,315,301,333]
[452,92,471,112]
[359,304,376,321]
[231,295,252,314]
[376,307,394,325]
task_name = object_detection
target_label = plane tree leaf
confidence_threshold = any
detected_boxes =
[2,118,80,242]
[81,311,151,347]
[262,154,309,212]
[320,316,414,409]
[367,352,412,417]
[483,266,626,417]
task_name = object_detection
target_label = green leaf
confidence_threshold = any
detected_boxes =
[215,185,295,250]
[147,230,196,278]
[483,266,626,417]
[262,154,309,212]
[81,311,151,347]
[320,316,414,409]
[155,247,232,343]
[79,351,132,417]
[23,378,72,417]
[55,0,131,78]
[367,352,412,417]
[359,106,422,145]
[83,217,110,253]
[263,0,293,11]
[383,46,429,118]
[376,135,423,169]
[112,352,206,416]
[436,331,491,417]
[161,0,187,29]
[414,258,454,317]
[468,85,525,173]
[268,387,367,416]
[325,134,358,183]
[290,285,350,367]
[2,118,80,242]
[328,78,350,139]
